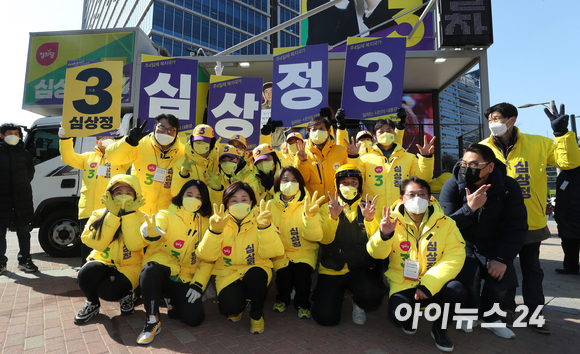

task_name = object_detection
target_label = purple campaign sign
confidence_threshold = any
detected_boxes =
[342,37,406,120]
[138,58,198,132]
[272,44,328,127]
[207,77,263,150]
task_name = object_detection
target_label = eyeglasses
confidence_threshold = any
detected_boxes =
[488,116,511,123]
[404,193,428,199]
[460,160,489,169]
[156,124,176,135]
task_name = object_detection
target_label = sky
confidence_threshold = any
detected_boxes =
[1,0,579,139]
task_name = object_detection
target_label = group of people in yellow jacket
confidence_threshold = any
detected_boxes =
[58,108,472,352]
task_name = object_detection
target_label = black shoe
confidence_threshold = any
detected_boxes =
[502,309,515,328]
[74,301,100,324]
[431,328,454,352]
[555,268,579,275]
[120,292,135,315]
[532,323,551,335]
[402,322,417,335]
[17,260,38,273]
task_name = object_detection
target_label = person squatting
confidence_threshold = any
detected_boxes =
[58,101,579,352]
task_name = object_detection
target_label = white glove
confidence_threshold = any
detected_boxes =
[140,219,166,241]
[58,126,66,138]
[186,287,201,304]
[115,125,125,137]
[214,61,224,76]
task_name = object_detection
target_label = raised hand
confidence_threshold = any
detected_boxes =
[100,191,121,216]
[124,195,146,214]
[204,169,222,190]
[209,203,230,233]
[395,107,407,130]
[417,135,436,156]
[545,101,569,135]
[256,199,273,229]
[327,191,347,220]
[335,108,346,130]
[296,139,308,162]
[58,124,70,140]
[466,184,491,212]
[345,136,361,156]
[180,155,194,177]
[379,207,398,236]
[304,191,325,218]
[359,194,378,222]
[126,118,151,146]
[141,214,165,242]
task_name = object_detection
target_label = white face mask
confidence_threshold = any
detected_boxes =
[404,196,429,215]
[339,185,358,200]
[280,181,299,197]
[489,118,511,137]
[310,130,328,145]
[155,132,174,145]
[377,132,395,145]
[193,141,210,155]
[4,135,20,146]
[100,139,115,148]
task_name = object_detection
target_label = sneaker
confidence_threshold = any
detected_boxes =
[74,300,100,324]
[120,292,135,316]
[297,307,311,319]
[250,317,264,334]
[273,300,286,313]
[431,328,454,352]
[352,300,366,325]
[0,264,6,274]
[555,268,579,275]
[502,309,515,328]
[532,323,551,335]
[17,260,38,273]
[228,312,244,322]
[402,322,417,335]
[457,318,480,333]
[482,320,515,339]
[136,320,161,345]
[164,297,173,311]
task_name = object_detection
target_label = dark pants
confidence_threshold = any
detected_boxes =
[502,242,545,313]
[78,261,132,304]
[0,224,31,265]
[79,218,93,266]
[561,238,580,270]
[388,280,467,331]
[275,262,313,310]
[218,267,268,321]
[139,262,205,327]
[311,267,386,326]
[461,257,507,322]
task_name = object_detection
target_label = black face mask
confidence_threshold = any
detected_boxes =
[459,166,483,185]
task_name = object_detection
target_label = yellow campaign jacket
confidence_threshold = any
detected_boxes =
[59,139,130,219]
[141,204,213,289]
[171,140,220,197]
[270,190,323,271]
[294,137,348,204]
[367,198,466,297]
[196,207,285,294]
[318,198,380,276]
[356,144,433,221]
[207,166,262,207]
[82,209,146,290]
[481,129,580,230]
[106,135,185,215]
[253,152,291,201]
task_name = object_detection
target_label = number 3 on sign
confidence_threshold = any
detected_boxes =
[353,52,393,103]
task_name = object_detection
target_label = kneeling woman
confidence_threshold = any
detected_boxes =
[137,179,214,345]
[197,181,284,334]
[75,175,147,325]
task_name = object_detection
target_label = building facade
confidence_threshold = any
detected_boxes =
[439,70,483,172]
[82,0,301,56]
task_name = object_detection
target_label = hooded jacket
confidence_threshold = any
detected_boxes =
[481,128,580,233]
[356,143,433,221]
[81,175,147,290]
[295,136,348,204]
[318,197,380,276]
[439,158,527,263]
[106,134,185,215]
[0,139,34,228]
[60,138,131,219]
[171,138,220,197]
[253,151,290,201]
[367,198,466,297]
[270,190,323,271]
[142,204,213,289]
[196,206,285,293]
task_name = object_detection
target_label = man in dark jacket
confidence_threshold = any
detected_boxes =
[554,166,580,274]
[440,143,527,339]
[0,123,38,273]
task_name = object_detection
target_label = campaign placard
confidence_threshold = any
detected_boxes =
[207,76,263,150]
[342,37,406,120]
[62,61,123,137]
[272,44,328,127]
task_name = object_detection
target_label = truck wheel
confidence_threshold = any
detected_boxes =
[39,210,82,257]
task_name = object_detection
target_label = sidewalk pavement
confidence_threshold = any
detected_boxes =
[1,220,579,353]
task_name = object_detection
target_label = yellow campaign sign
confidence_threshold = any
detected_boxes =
[62,61,123,137]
